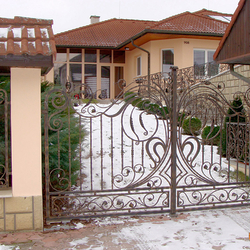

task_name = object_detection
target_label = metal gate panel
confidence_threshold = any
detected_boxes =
[43,68,250,223]
[43,78,172,222]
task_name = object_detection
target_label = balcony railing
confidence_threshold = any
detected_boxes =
[134,62,230,90]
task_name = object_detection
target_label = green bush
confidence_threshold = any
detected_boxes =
[178,112,186,126]
[225,96,246,123]
[158,106,169,119]
[219,97,246,158]
[217,128,226,157]
[202,126,220,145]
[182,117,202,135]
[136,99,151,110]
[82,98,98,104]
[147,103,160,114]
[0,77,11,186]
[41,81,86,191]
[131,97,143,107]
[124,91,137,102]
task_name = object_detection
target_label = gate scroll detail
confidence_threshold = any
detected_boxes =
[43,68,250,222]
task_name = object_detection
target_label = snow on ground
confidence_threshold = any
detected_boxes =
[67,207,250,250]
[1,207,250,249]
[110,210,249,250]
[75,100,231,193]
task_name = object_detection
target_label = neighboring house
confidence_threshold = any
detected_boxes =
[212,0,250,101]
[53,9,232,99]
[214,0,250,65]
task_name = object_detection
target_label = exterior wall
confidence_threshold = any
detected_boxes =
[0,67,44,232]
[125,38,220,84]
[11,68,42,197]
[210,65,250,102]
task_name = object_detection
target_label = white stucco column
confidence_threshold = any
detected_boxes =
[11,67,42,197]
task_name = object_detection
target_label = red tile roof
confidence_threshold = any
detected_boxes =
[194,9,233,18]
[55,9,232,48]
[55,19,156,47]
[0,16,56,56]
[150,12,229,34]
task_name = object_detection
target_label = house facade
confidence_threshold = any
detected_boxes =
[52,9,232,99]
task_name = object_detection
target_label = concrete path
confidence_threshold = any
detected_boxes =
[1,206,250,249]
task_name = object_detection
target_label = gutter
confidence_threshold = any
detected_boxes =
[117,29,224,49]
[230,64,250,85]
[131,39,150,93]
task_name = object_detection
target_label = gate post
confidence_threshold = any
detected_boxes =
[170,66,178,215]
[43,102,50,221]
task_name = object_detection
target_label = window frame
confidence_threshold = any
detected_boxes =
[136,56,142,76]
[193,49,216,65]
[161,49,174,73]
[193,49,217,78]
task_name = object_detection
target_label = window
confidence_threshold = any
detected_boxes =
[54,63,67,86]
[54,48,126,99]
[113,51,125,63]
[115,67,124,97]
[162,49,174,73]
[69,48,82,62]
[55,48,67,62]
[101,66,110,98]
[100,50,111,63]
[194,49,218,78]
[70,64,82,82]
[137,56,141,76]
[85,49,97,62]
[85,64,97,98]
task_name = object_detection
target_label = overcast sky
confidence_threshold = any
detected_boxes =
[1,0,240,34]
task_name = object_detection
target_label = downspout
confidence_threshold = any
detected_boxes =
[230,64,250,85]
[131,39,150,95]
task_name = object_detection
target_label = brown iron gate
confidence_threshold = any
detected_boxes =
[43,67,250,223]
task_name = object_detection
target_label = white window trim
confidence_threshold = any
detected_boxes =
[136,56,142,76]
[193,49,216,64]
[161,48,174,73]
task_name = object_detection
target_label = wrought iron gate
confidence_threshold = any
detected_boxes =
[43,67,250,223]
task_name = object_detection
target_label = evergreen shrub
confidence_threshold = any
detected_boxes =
[182,117,202,135]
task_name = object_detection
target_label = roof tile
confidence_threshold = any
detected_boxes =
[55,19,156,47]
[55,9,231,48]
[150,12,229,34]
[0,16,56,56]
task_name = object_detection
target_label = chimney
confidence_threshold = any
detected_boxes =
[90,15,100,24]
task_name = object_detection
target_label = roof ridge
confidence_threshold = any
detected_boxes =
[55,18,117,36]
[190,11,231,24]
[55,18,156,36]
[149,11,191,29]
[0,16,53,25]
[194,8,233,17]
[149,10,229,30]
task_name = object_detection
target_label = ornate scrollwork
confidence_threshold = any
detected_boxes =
[51,191,169,216]
[49,168,69,191]
[178,186,250,207]
[0,164,7,186]
[44,70,250,220]
[0,89,7,104]
[113,164,145,189]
